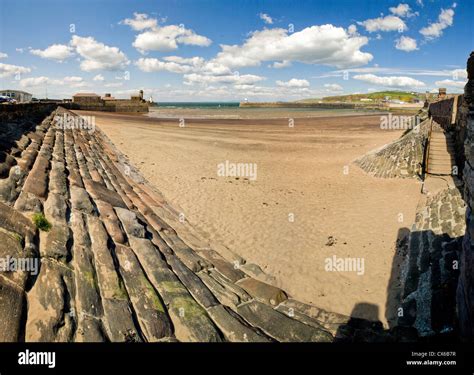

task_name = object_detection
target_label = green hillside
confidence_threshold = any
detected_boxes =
[298,91,424,103]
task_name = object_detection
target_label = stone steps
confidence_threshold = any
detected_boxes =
[426,127,456,176]
[0,106,391,342]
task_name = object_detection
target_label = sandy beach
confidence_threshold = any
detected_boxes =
[81,109,422,326]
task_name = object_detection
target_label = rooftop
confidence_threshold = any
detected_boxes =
[73,93,100,97]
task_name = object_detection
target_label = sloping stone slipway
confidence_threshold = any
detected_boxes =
[0,105,363,343]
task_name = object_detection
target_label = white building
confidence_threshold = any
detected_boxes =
[0,90,33,103]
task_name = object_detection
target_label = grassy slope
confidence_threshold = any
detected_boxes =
[298,91,424,103]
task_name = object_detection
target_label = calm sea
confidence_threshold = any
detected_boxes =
[155,102,240,109]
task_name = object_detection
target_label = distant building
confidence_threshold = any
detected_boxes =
[71,91,148,113]
[0,89,32,103]
[72,93,101,104]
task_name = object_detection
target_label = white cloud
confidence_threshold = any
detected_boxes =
[30,44,74,61]
[104,82,123,88]
[270,60,292,69]
[0,62,31,78]
[358,15,407,32]
[183,73,265,86]
[120,12,158,30]
[93,74,105,81]
[0,52,7,59]
[353,73,426,88]
[135,57,232,75]
[63,76,84,83]
[259,13,273,24]
[19,76,50,87]
[451,69,467,80]
[276,78,310,88]
[19,75,87,88]
[395,36,418,52]
[136,57,196,74]
[15,48,24,53]
[420,7,455,39]
[213,25,373,69]
[121,13,211,53]
[109,84,342,102]
[435,79,466,88]
[70,35,129,71]
[132,26,211,52]
[389,4,417,18]
[324,83,343,91]
[347,24,358,35]
[331,66,466,79]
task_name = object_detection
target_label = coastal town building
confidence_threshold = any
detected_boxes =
[0,89,33,103]
[72,93,101,104]
[72,91,148,112]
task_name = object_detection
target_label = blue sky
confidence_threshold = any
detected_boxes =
[0,0,472,101]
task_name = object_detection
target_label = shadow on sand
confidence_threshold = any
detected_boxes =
[334,226,462,342]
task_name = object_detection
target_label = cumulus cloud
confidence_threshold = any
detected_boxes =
[276,78,310,88]
[93,74,105,81]
[451,69,467,80]
[435,79,466,88]
[395,36,418,52]
[121,12,211,53]
[110,84,341,102]
[353,73,426,88]
[136,57,196,74]
[324,83,343,91]
[120,12,158,30]
[0,52,7,59]
[270,60,292,69]
[347,24,358,35]
[0,62,31,78]
[420,6,455,39]
[259,13,273,24]
[132,26,211,52]
[30,44,74,61]
[213,25,373,69]
[135,56,232,75]
[358,15,406,32]
[183,72,265,86]
[331,67,466,80]
[389,4,417,18]
[71,35,129,71]
[19,75,87,88]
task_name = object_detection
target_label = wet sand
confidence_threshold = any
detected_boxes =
[80,110,422,325]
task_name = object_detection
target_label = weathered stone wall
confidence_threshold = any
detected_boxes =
[426,93,474,339]
[398,187,465,336]
[355,117,430,178]
[459,106,474,338]
[429,97,457,130]
[0,103,57,118]
[69,100,149,113]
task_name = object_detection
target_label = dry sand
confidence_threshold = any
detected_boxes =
[81,110,422,326]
